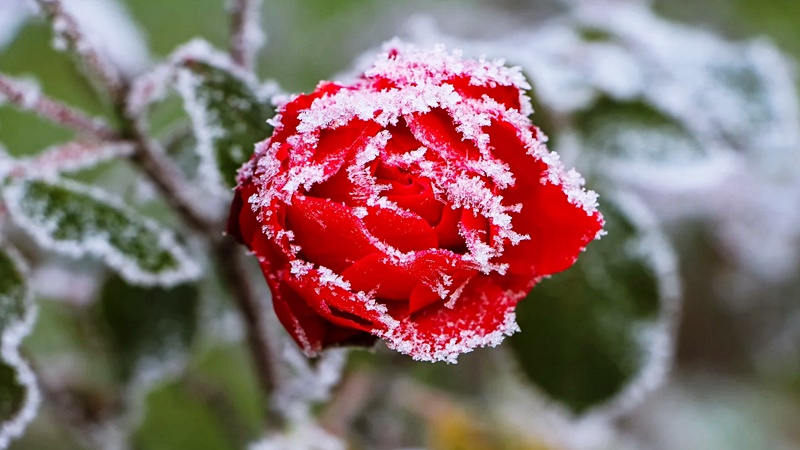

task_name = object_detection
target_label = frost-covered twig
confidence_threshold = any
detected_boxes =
[215,239,285,428]
[0,74,117,140]
[34,0,125,101]
[8,140,134,179]
[319,370,375,436]
[228,0,265,71]
[126,119,220,234]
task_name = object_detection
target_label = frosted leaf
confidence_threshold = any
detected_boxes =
[2,177,201,287]
[0,244,41,449]
[508,191,680,415]
[176,59,273,191]
[128,39,275,192]
[97,275,198,384]
[572,98,737,192]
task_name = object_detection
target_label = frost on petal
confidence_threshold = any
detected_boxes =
[379,275,522,363]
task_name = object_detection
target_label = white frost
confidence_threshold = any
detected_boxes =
[0,245,41,450]
[2,177,202,287]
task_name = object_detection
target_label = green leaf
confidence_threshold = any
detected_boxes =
[2,178,201,287]
[176,55,273,189]
[133,378,238,450]
[576,98,704,166]
[0,244,39,447]
[508,193,679,414]
[97,275,199,383]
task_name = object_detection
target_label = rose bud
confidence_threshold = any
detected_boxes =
[227,42,604,363]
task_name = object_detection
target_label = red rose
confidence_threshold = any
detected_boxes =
[228,42,604,362]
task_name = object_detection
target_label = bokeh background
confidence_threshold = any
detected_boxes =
[1,0,799,449]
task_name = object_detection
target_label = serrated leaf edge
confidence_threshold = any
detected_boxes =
[2,177,202,287]
[0,245,40,449]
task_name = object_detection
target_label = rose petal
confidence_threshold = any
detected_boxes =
[435,205,465,251]
[285,268,389,333]
[448,74,522,111]
[340,253,417,300]
[360,205,438,253]
[285,195,379,273]
[272,82,343,144]
[486,119,603,277]
[379,274,522,362]
[406,109,480,165]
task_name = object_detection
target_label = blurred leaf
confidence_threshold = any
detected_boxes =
[1,178,201,287]
[576,98,704,166]
[429,410,555,450]
[0,248,27,332]
[192,345,265,438]
[134,379,238,450]
[176,59,273,189]
[509,194,678,414]
[97,275,199,383]
[0,245,39,447]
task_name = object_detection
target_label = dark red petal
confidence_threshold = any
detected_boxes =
[285,195,378,273]
[285,268,389,333]
[403,249,478,314]
[406,109,480,165]
[460,208,491,245]
[273,273,376,351]
[271,82,342,144]
[435,205,466,251]
[448,74,522,110]
[381,275,521,362]
[226,187,250,245]
[384,176,444,226]
[306,161,357,204]
[408,283,442,314]
[340,253,417,300]
[272,276,329,355]
[312,120,382,171]
[486,119,602,278]
[360,205,438,253]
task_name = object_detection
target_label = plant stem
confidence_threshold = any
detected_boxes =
[214,238,286,428]
[125,118,220,234]
[229,0,265,71]
[34,0,126,103]
[0,74,117,140]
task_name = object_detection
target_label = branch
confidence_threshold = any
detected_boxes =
[0,74,117,140]
[320,370,376,436]
[34,0,126,102]
[8,140,135,179]
[214,238,285,428]
[126,118,221,234]
[228,0,265,71]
